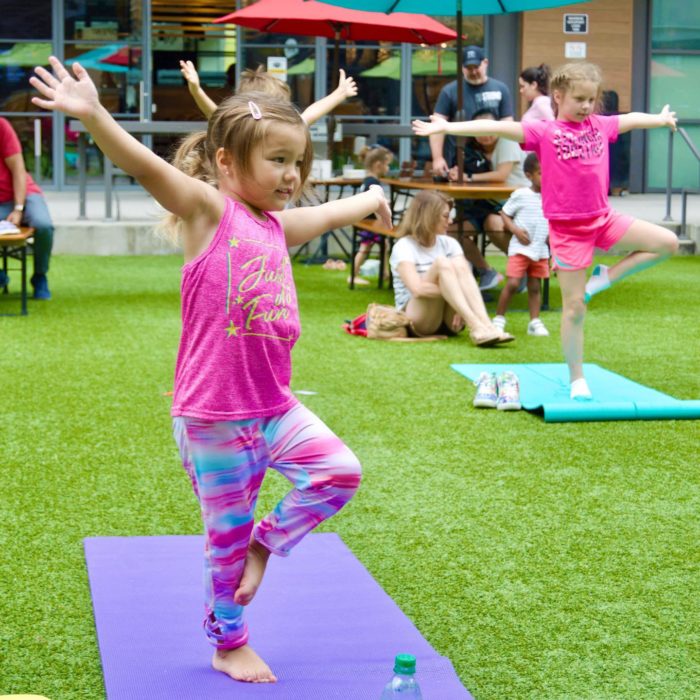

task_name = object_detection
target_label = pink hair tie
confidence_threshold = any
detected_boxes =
[248,101,262,120]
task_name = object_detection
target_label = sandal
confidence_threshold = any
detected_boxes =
[494,332,515,345]
[469,329,503,347]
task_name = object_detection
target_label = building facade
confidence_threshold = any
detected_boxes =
[1,0,698,193]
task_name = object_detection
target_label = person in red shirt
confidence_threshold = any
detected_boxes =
[0,117,54,299]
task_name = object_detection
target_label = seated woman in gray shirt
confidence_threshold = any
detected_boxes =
[389,190,514,346]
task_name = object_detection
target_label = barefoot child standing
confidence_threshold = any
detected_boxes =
[32,57,391,684]
[414,62,678,399]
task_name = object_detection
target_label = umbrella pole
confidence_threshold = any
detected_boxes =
[327,30,341,170]
[456,9,464,184]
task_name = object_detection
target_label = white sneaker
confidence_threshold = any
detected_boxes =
[473,371,498,408]
[527,318,549,336]
[496,371,521,411]
[492,315,506,332]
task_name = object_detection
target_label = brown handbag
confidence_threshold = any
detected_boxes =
[365,303,411,340]
[365,303,447,342]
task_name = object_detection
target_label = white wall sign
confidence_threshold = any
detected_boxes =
[565,42,587,59]
[267,56,288,82]
[564,14,588,34]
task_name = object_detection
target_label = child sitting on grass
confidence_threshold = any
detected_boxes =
[493,152,550,337]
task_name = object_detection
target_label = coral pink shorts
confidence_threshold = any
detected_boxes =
[548,209,634,271]
[506,254,550,279]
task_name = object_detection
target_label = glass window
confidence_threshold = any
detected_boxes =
[647,125,700,190]
[651,2,700,50]
[408,15,482,167]
[328,42,400,118]
[649,54,700,116]
[410,47,458,119]
[0,42,52,112]
[65,0,142,43]
[2,115,54,183]
[1,0,52,40]
[63,43,142,117]
[649,0,700,190]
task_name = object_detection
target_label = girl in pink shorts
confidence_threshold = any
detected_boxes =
[414,62,679,399]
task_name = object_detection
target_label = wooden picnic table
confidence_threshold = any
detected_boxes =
[0,227,35,316]
[379,178,551,309]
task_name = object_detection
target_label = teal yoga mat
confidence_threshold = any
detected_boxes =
[452,363,700,423]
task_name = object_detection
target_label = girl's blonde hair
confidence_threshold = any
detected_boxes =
[160,92,312,241]
[359,144,393,171]
[236,66,292,101]
[550,62,603,117]
[397,190,454,247]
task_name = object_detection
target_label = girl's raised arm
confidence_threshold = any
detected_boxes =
[413,114,525,143]
[300,70,358,126]
[180,60,218,119]
[31,57,217,222]
[279,185,391,247]
[618,104,677,134]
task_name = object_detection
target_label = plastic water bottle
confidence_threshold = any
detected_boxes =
[380,653,423,699]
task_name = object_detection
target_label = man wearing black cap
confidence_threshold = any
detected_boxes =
[430,45,514,177]
[429,46,514,291]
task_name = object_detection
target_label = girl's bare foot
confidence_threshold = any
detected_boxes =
[212,646,277,683]
[234,538,270,606]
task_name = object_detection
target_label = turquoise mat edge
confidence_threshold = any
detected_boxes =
[452,363,700,423]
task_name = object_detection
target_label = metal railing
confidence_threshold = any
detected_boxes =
[664,126,700,226]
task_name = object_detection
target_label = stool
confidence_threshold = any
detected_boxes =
[0,226,35,316]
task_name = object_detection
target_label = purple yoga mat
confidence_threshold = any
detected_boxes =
[84,533,472,699]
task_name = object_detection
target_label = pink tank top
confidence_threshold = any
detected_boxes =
[171,198,300,420]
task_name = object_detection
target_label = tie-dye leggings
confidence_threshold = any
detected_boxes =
[173,401,362,650]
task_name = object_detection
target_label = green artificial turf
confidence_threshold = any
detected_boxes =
[0,254,698,699]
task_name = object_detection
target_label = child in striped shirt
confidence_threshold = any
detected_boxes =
[492,152,550,337]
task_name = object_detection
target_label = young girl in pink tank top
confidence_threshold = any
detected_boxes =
[413,62,678,400]
[32,57,391,685]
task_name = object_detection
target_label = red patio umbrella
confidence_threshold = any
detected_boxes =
[214,0,456,162]
[213,0,457,45]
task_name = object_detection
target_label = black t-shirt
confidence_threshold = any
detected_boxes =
[434,77,513,167]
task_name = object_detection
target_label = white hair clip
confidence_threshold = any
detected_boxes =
[248,101,262,120]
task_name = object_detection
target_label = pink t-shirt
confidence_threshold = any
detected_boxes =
[521,113,619,220]
[0,117,42,203]
[171,198,300,421]
[522,94,555,122]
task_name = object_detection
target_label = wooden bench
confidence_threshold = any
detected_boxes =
[350,219,402,290]
[0,227,35,316]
